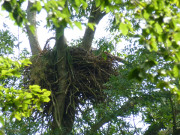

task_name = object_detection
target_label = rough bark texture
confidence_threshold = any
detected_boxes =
[52,26,70,135]
[26,1,42,55]
[52,27,66,133]
[81,4,106,51]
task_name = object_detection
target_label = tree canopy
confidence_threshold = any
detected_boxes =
[1,0,180,134]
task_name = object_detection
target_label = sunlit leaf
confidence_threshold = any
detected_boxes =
[74,21,82,30]
[75,0,81,7]
[36,1,42,12]
[43,97,50,102]
[154,22,163,34]
[43,91,51,96]
[29,25,35,35]
[119,22,128,36]
[15,112,21,120]
[87,23,95,31]
[173,65,179,77]
[143,10,150,20]
[0,116,4,126]
[173,32,180,43]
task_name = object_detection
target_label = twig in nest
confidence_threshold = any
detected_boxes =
[43,37,56,50]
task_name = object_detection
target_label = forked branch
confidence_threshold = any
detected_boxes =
[81,3,106,51]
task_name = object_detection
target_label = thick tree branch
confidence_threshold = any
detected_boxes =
[86,97,140,134]
[81,4,106,51]
[26,1,42,55]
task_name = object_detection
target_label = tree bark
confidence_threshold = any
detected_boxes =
[81,4,106,51]
[52,26,69,135]
[26,1,42,55]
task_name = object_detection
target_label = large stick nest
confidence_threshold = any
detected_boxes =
[24,47,122,116]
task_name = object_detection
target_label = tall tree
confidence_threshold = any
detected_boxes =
[1,0,180,134]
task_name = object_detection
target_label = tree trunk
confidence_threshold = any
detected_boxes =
[26,1,42,55]
[52,26,72,135]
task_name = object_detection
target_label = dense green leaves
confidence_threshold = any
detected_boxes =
[31,1,42,12]
[0,29,51,130]
[2,0,26,26]
[0,57,51,121]
[0,30,17,55]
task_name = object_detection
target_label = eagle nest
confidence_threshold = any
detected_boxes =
[23,47,123,117]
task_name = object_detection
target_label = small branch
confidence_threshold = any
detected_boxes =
[43,37,56,50]
[169,95,177,134]
[86,97,140,134]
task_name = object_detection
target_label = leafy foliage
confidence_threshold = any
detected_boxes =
[0,29,17,55]
[0,57,51,121]
[0,30,51,132]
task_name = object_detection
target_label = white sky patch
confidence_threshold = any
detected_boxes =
[163,17,171,23]
[139,20,147,29]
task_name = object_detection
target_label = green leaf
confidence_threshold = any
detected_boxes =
[105,6,110,13]
[154,23,163,34]
[75,0,81,7]
[31,1,42,12]
[23,99,31,104]
[43,91,51,96]
[15,112,21,120]
[149,37,158,51]
[74,21,82,30]
[36,1,42,12]
[173,32,180,43]
[95,0,101,7]
[29,25,35,35]
[173,0,180,7]
[20,58,32,66]
[173,65,179,77]
[22,103,28,110]
[2,1,12,12]
[87,23,95,31]
[42,97,50,102]
[36,102,41,109]
[0,130,4,135]
[0,116,4,126]
[143,10,150,20]
[29,85,41,93]
[119,22,128,36]
[81,0,88,9]
[25,93,32,98]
